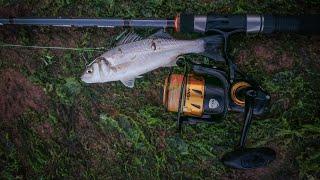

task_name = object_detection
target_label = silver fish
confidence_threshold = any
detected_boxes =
[81,30,223,88]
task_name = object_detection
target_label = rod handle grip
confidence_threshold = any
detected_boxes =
[178,13,320,35]
[262,15,320,34]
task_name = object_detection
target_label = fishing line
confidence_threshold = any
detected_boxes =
[0,43,106,52]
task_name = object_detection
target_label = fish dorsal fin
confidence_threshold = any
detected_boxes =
[148,29,173,39]
[120,77,135,88]
[117,32,143,46]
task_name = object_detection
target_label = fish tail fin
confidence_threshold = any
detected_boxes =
[201,35,225,62]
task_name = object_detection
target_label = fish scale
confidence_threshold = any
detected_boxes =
[104,38,199,66]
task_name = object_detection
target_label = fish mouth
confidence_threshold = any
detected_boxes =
[81,74,101,84]
[81,78,94,84]
[80,75,90,83]
[80,76,86,82]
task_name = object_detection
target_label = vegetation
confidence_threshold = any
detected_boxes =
[0,0,319,179]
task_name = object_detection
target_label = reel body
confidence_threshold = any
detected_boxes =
[162,64,270,124]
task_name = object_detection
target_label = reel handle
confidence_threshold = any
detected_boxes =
[221,89,276,169]
[238,89,256,148]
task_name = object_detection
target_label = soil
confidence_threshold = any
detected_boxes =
[0,68,48,121]
[74,108,119,170]
[236,42,295,73]
[253,44,275,60]
[0,4,33,17]
[0,68,49,177]
[35,121,53,140]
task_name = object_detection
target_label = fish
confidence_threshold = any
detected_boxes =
[81,30,223,88]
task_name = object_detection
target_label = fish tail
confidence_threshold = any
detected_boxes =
[201,35,225,62]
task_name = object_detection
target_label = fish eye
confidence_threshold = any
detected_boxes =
[87,69,93,74]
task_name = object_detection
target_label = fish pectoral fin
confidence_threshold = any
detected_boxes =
[120,78,135,88]
[149,29,173,39]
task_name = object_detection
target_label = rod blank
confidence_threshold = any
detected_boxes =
[0,18,175,28]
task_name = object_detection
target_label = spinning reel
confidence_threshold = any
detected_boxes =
[162,61,276,169]
[162,25,276,169]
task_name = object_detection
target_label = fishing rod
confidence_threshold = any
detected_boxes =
[1,14,320,34]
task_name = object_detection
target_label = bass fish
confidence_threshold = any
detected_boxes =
[81,30,223,88]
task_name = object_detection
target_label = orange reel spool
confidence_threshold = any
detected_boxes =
[163,74,205,117]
